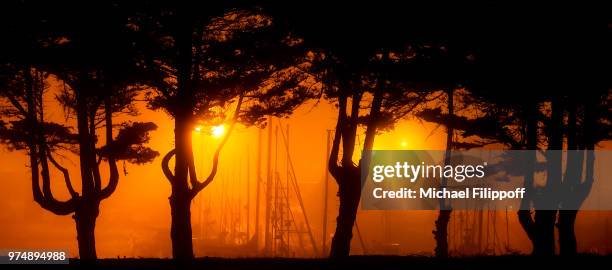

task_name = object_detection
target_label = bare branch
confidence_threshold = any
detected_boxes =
[328,95,345,181]
[162,149,176,182]
[188,149,198,189]
[46,150,79,198]
[5,93,28,117]
[362,88,383,152]
[99,98,119,200]
[90,109,102,193]
[341,92,361,168]
[37,144,78,215]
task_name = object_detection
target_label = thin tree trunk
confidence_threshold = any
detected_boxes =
[558,100,578,256]
[518,102,538,245]
[434,88,454,258]
[533,98,563,256]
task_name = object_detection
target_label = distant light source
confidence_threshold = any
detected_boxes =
[211,125,225,138]
[400,141,408,148]
[194,126,203,132]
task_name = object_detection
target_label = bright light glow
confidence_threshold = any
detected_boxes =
[211,125,225,138]
[400,140,408,148]
[194,126,202,132]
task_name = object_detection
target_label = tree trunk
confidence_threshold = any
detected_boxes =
[558,100,578,256]
[169,193,194,261]
[533,98,563,256]
[74,204,99,262]
[169,114,195,261]
[533,210,556,256]
[518,101,538,246]
[328,91,367,259]
[434,88,454,258]
[558,210,578,256]
[329,167,360,258]
[73,78,99,262]
[434,210,452,257]
[167,6,197,261]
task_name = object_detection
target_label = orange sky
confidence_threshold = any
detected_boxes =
[1,85,611,258]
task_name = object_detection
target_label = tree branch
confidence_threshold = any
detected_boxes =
[362,89,383,153]
[328,94,346,181]
[341,92,361,167]
[190,94,244,198]
[359,86,384,175]
[162,149,176,183]
[24,66,76,216]
[99,97,119,200]
[46,150,79,198]
[38,142,78,215]
[188,146,198,189]
[5,93,28,117]
[90,108,102,193]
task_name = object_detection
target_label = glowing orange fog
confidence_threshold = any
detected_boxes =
[1,85,611,258]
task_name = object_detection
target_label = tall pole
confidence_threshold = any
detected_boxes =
[285,124,290,252]
[264,118,273,255]
[322,130,331,256]
[255,128,262,250]
[246,144,251,241]
[478,209,483,253]
[198,132,204,243]
[274,125,280,255]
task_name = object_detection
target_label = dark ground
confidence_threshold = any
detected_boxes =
[3,255,611,270]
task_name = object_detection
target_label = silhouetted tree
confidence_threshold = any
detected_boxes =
[0,1,158,261]
[134,2,315,260]
[410,45,473,258]
[419,12,610,256]
[432,88,454,258]
[261,1,479,257]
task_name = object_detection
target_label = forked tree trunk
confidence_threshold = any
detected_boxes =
[558,99,595,256]
[329,87,382,258]
[21,67,120,264]
[328,93,362,259]
[73,84,100,261]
